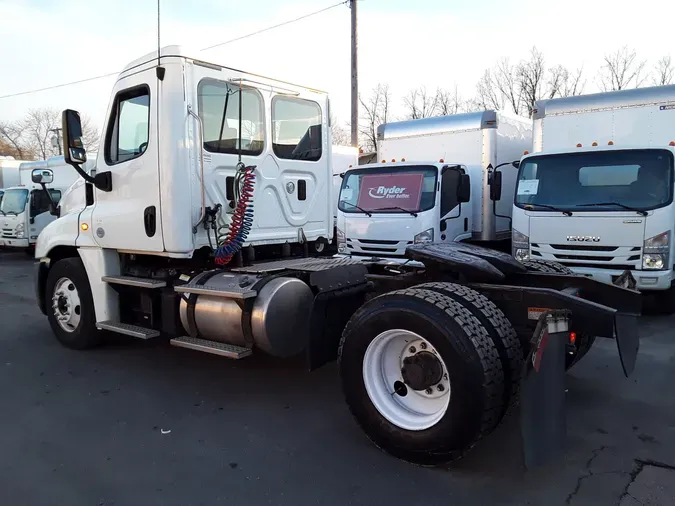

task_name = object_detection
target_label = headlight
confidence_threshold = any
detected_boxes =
[414,228,434,244]
[15,222,25,239]
[643,231,670,270]
[512,228,529,261]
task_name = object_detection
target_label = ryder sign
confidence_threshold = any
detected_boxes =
[357,172,424,211]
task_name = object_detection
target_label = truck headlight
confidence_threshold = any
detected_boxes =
[414,228,434,244]
[337,227,347,254]
[643,231,670,270]
[15,223,25,239]
[512,229,529,261]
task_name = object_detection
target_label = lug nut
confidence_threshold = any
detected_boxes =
[420,342,427,350]
[437,384,445,392]
[409,346,416,354]
[444,373,448,380]
[425,388,433,395]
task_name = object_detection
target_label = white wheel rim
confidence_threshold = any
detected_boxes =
[362,329,451,431]
[52,277,82,333]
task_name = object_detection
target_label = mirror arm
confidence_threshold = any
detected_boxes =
[68,161,95,184]
[39,182,59,217]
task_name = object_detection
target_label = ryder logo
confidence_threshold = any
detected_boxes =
[357,172,424,212]
[367,185,408,199]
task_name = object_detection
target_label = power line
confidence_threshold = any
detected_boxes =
[200,0,348,52]
[0,72,118,100]
[0,0,349,101]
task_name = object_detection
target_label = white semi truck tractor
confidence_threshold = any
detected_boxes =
[33,46,641,469]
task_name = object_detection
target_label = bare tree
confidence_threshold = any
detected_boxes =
[597,46,647,91]
[517,47,547,115]
[475,58,524,115]
[330,114,351,146]
[435,85,465,116]
[0,121,34,160]
[0,108,100,160]
[359,83,392,152]
[548,64,585,98]
[402,86,438,119]
[652,56,674,86]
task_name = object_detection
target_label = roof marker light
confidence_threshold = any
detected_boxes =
[392,159,396,162]
[523,150,529,155]
[439,158,444,163]
[670,141,675,146]
[401,158,406,162]
[608,141,614,145]
[576,143,582,148]
[592,141,598,147]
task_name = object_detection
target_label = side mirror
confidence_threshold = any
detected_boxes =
[62,109,87,165]
[32,169,54,185]
[457,174,471,203]
[490,170,503,201]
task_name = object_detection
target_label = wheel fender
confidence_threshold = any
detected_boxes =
[35,212,80,259]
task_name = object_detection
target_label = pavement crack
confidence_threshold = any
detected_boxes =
[618,458,675,503]
[565,445,608,505]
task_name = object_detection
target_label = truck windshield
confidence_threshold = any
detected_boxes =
[515,149,674,212]
[0,188,28,215]
[338,165,437,214]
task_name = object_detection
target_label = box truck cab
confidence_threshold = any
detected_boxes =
[0,156,83,250]
[336,111,532,261]
[511,84,675,308]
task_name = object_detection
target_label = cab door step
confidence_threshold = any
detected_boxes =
[170,336,252,359]
[102,275,167,289]
[96,321,160,339]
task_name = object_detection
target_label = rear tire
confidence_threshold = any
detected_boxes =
[520,259,574,274]
[338,288,504,466]
[45,257,102,350]
[410,282,523,417]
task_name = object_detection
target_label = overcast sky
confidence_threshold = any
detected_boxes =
[0,0,672,134]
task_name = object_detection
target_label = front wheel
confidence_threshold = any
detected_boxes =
[338,288,504,466]
[45,256,102,349]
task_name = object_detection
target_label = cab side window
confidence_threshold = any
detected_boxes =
[440,169,461,216]
[272,97,322,161]
[105,86,150,165]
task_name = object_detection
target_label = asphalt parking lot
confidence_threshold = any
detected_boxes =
[1,249,675,506]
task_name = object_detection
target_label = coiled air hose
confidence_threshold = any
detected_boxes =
[214,164,256,266]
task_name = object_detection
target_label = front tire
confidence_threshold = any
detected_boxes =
[45,257,102,350]
[520,259,574,274]
[338,288,504,466]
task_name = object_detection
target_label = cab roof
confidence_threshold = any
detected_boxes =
[120,45,327,95]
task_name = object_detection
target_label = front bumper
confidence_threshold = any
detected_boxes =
[2,237,30,248]
[569,265,672,291]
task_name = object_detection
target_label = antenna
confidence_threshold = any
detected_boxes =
[156,0,165,80]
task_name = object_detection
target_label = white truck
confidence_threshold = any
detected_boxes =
[335,111,532,262]
[32,45,641,469]
[1,156,83,251]
[511,84,675,310]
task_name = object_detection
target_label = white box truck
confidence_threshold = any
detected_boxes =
[31,45,640,469]
[511,84,675,310]
[0,157,22,189]
[336,111,532,261]
[0,156,84,251]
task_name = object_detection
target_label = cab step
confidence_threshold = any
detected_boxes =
[174,283,256,299]
[96,321,160,339]
[102,275,167,289]
[170,336,252,359]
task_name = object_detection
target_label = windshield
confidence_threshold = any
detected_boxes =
[0,188,28,215]
[515,149,674,212]
[338,165,437,214]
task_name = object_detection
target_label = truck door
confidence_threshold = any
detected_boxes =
[439,167,468,241]
[89,70,164,252]
[29,188,61,241]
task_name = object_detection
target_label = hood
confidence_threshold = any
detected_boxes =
[343,213,431,257]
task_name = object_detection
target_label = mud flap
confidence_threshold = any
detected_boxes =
[520,310,569,469]
[614,312,639,377]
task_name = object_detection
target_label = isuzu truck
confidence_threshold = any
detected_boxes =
[336,111,531,261]
[512,84,675,310]
[32,45,640,469]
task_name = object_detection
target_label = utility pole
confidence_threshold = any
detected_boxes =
[50,128,62,155]
[350,0,358,148]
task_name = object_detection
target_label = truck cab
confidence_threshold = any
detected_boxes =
[335,161,470,260]
[511,84,675,308]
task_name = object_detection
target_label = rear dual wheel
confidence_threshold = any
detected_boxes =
[338,285,515,466]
